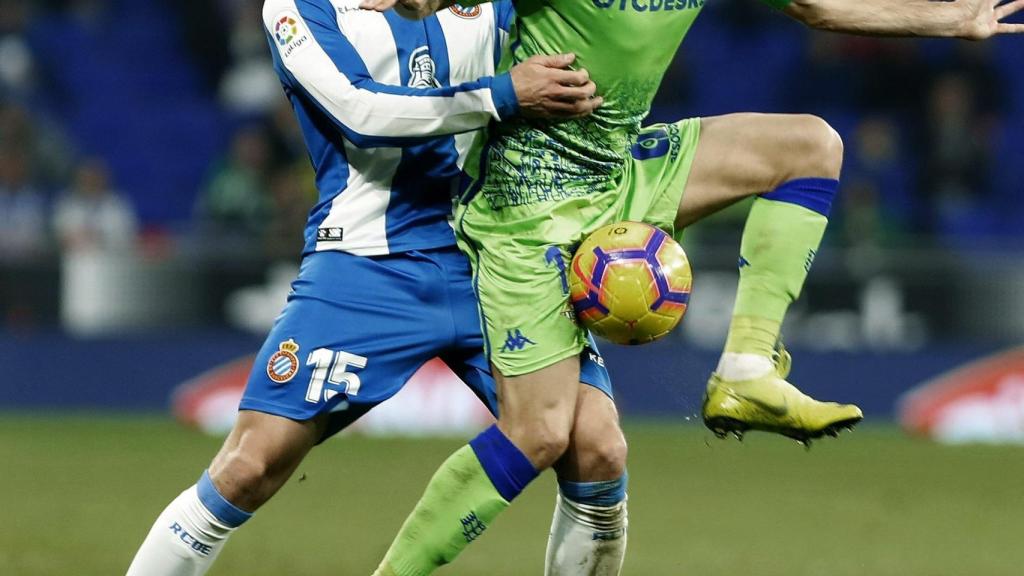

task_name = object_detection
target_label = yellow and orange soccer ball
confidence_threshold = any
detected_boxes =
[570,222,692,345]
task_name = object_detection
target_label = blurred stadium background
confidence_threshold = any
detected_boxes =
[2,0,1023,574]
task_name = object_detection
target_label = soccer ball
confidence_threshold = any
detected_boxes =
[569,221,692,345]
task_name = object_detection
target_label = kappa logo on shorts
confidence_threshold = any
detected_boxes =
[267,339,300,383]
[500,329,536,353]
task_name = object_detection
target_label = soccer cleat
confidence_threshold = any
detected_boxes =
[702,348,862,444]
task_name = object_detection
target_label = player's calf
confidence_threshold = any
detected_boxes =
[555,386,628,482]
[546,386,629,576]
[126,411,322,576]
[125,471,252,576]
[207,410,324,511]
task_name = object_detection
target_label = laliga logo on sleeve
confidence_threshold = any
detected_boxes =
[449,3,482,18]
[274,15,298,46]
[274,11,312,59]
[267,339,301,383]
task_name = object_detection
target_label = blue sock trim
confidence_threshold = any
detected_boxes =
[197,470,253,528]
[759,177,839,217]
[469,425,538,502]
[559,472,628,507]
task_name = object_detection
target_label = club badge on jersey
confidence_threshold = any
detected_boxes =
[267,339,301,384]
[449,3,482,18]
[409,46,441,88]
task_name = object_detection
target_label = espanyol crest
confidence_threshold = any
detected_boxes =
[408,46,441,89]
[267,339,300,383]
[449,3,482,18]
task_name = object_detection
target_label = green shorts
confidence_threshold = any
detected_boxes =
[456,118,702,376]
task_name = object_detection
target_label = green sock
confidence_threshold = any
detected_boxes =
[373,446,511,576]
[726,192,832,357]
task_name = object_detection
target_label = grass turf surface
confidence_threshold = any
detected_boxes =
[1,415,1022,576]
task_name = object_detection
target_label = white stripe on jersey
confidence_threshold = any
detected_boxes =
[437,6,498,170]
[317,10,402,255]
[335,7,401,86]
[437,6,497,90]
[319,144,400,256]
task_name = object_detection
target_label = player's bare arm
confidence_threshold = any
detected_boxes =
[784,0,1024,39]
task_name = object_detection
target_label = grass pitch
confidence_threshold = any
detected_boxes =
[1,415,1022,576]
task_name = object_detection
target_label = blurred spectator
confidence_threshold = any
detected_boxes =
[53,158,138,253]
[0,147,49,261]
[168,0,232,92]
[0,0,37,99]
[218,1,280,114]
[195,126,273,243]
[789,35,926,116]
[264,166,314,262]
[0,102,76,189]
[839,117,912,249]
[787,34,859,113]
[266,99,307,168]
[852,38,926,116]
[917,72,997,234]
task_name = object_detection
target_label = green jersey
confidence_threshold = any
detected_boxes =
[479,0,706,209]
[455,0,788,376]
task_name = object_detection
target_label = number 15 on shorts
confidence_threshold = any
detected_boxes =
[306,349,368,403]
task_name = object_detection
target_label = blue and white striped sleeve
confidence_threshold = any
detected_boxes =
[263,0,519,147]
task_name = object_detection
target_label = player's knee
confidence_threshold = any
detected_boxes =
[578,432,628,481]
[789,115,844,179]
[510,419,572,470]
[535,426,573,469]
[209,449,278,511]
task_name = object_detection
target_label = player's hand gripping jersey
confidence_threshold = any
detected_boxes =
[457,0,787,375]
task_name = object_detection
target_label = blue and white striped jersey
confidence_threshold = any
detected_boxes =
[262,0,516,256]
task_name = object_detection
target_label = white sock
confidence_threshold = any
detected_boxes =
[126,474,248,576]
[716,352,774,382]
[544,493,628,576]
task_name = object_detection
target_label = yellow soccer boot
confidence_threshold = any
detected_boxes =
[702,344,863,445]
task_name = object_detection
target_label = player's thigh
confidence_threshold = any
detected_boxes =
[240,252,442,425]
[676,113,844,228]
[209,410,326,512]
[495,356,582,469]
[555,384,627,483]
[449,345,614,419]
[458,203,589,378]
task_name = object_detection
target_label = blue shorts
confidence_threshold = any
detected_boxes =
[239,247,612,441]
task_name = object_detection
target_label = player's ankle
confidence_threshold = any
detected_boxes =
[716,352,774,382]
